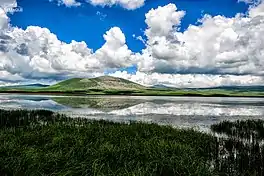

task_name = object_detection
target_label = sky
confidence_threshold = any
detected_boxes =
[0,0,264,87]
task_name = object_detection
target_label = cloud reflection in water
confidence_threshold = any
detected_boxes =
[0,95,264,129]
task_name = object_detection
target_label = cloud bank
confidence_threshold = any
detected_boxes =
[138,3,264,76]
[109,71,264,88]
[0,0,264,87]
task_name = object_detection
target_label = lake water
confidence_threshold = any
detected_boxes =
[1,94,264,130]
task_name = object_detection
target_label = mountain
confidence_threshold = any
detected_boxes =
[46,76,147,91]
[1,76,263,97]
[151,84,174,89]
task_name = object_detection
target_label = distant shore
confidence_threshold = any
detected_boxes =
[1,76,264,98]
[1,90,264,98]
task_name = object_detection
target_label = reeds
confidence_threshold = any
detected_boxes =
[1,109,264,175]
[211,119,264,175]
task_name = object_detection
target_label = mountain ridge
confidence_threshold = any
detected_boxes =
[0,76,264,97]
[46,76,147,91]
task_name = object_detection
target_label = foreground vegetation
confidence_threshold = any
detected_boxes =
[1,109,264,175]
[211,120,264,175]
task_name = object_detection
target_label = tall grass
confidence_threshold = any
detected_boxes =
[0,109,216,175]
[1,109,264,175]
[211,120,264,175]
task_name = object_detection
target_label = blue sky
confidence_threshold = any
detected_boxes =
[11,0,250,52]
[1,0,264,87]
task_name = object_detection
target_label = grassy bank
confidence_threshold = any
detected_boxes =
[1,109,264,175]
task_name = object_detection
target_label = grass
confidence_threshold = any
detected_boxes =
[211,119,264,140]
[211,120,264,175]
[1,109,216,175]
[1,109,264,175]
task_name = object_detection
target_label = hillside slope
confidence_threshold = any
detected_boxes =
[46,76,147,91]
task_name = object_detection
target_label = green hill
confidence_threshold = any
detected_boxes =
[46,76,147,91]
[1,76,264,97]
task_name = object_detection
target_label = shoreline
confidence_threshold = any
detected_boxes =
[0,91,264,98]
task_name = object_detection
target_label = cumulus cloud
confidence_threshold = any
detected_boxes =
[136,3,264,77]
[0,0,134,83]
[110,71,264,88]
[1,0,264,88]
[0,26,134,81]
[89,0,145,10]
[0,0,136,84]
[94,27,135,68]
[145,4,185,41]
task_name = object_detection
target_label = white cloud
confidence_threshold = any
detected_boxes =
[62,0,81,7]
[1,0,264,88]
[52,0,81,7]
[0,0,17,30]
[89,0,145,10]
[110,71,264,88]
[0,25,134,81]
[0,0,17,9]
[0,0,135,84]
[238,0,262,5]
[136,3,264,77]
[0,8,9,30]
[145,4,185,41]
[94,27,135,68]
[249,1,264,16]
[51,0,145,9]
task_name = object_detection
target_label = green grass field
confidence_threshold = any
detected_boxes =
[1,109,264,175]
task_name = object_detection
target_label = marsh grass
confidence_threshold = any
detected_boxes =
[211,119,264,175]
[211,119,264,140]
[1,109,264,175]
[0,109,216,176]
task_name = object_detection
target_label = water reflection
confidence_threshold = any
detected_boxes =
[0,94,264,129]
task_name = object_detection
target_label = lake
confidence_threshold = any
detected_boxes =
[1,94,264,130]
